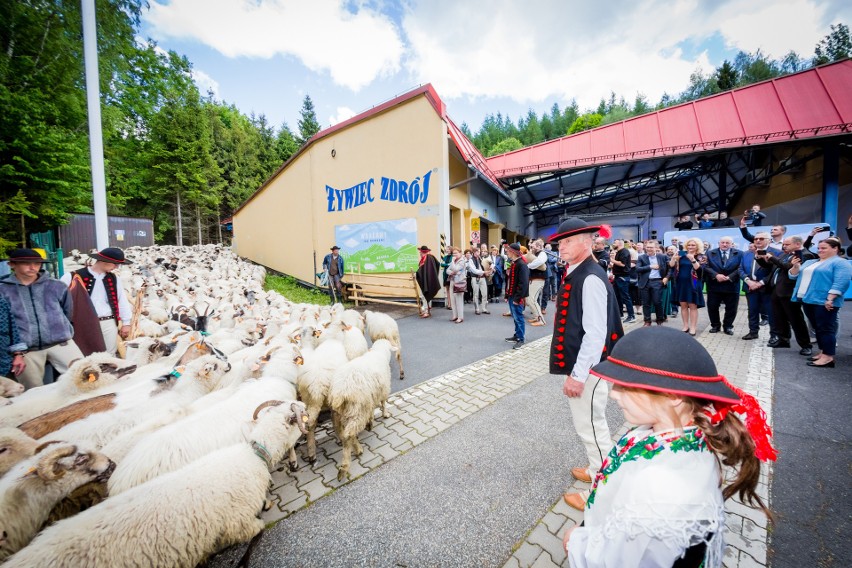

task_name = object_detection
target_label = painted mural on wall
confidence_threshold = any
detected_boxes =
[325,169,435,212]
[336,218,419,273]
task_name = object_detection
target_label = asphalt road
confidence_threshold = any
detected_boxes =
[381,298,556,393]
[767,305,851,567]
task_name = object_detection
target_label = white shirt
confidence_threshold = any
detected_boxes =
[61,269,133,321]
[527,250,548,270]
[568,426,725,568]
[566,262,608,383]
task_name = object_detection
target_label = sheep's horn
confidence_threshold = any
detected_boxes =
[253,400,285,421]
[291,402,308,434]
[33,440,63,454]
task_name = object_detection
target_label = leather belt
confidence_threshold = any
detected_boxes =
[98,315,116,321]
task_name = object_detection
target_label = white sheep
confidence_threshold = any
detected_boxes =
[363,309,405,380]
[0,377,25,402]
[0,354,138,428]
[39,354,232,450]
[107,374,298,495]
[0,443,115,561]
[328,339,395,481]
[296,333,348,464]
[318,320,368,361]
[5,401,307,568]
[0,428,40,478]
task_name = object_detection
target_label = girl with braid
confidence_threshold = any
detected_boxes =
[564,326,776,568]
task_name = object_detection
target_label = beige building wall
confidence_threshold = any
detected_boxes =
[234,95,449,284]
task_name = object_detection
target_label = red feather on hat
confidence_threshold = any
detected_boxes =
[598,224,612,239]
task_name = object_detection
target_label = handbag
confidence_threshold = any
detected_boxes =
[453,280,466,293]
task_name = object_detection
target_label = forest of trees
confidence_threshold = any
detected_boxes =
[0,0,848,252]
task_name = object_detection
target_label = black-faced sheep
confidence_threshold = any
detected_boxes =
[0,444,114,561]
[328,339,395,481]
[4,401,307,568]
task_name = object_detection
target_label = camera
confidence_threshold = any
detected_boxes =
[816,226,830,233]
[756,249,767,256]
[793,250,803,260]
[678,250,688,257]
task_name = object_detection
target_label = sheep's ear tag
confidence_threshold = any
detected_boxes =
[26,466,37,476]
[302,415,308,423]
[200,331,210,336]
[87,373,97,383]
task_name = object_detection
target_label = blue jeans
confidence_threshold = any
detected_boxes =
[614,276,634,318]
[509,299,526,342]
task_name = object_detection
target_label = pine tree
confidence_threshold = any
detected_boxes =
[715,60,738,91]
[813,23,851,65]
[297,95,321,145]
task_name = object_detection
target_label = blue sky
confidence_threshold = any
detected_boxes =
[139,0,851,134]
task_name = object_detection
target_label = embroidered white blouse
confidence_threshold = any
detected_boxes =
[568,426,726,568]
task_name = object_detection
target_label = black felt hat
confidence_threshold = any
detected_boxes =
[330,245,340,251]
[417,245,431,252]
[548,217,611,243]
[589,327,740,404]
[5,248,50,263]
[90,247,133,264]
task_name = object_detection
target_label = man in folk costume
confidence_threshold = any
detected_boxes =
[548,218,624,511]
[61,247,133,356]
[504,243,530,349]
[415,245,441,318]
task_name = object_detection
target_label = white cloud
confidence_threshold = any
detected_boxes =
[329,106,357,125]
[191,69,220,97]
[401,0,848,111]
[395,218,417,232]
[147,0,404,91]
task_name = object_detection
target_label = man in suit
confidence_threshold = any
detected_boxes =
[703,237,743,335]
[636,240,669,326]
[757,236,816,354]
[738,232,778,340]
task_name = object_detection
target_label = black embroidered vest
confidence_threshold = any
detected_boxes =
[549,256,624,374]
[75,268,120,320]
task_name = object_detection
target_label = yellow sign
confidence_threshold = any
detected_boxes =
[471,217,480,231]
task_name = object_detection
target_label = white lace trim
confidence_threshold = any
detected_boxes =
[599,502,725,568]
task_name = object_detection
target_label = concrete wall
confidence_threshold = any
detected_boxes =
[234,96,447,283]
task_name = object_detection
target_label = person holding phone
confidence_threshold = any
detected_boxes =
[738,232,778,341]
[668,238,706,336]
[789,237,852,368]
[757,236,816,353]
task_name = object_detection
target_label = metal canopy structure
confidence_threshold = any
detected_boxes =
[486,59,852,226]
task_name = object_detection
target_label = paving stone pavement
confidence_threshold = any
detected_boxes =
[210,302,775,567]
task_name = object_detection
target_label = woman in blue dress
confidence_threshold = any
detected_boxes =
[668,237,706,335]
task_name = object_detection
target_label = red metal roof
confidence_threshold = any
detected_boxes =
[486,59,852,178]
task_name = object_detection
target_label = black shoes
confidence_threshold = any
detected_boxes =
[768,339,790,348]
[623,316,636,323]
[512,340,526,349]
[807,360,835,368]
[723,328,734,335]
[799,347,813,356]
[709,327,721,333]
[505,336,519,343]
[742,332,759,340]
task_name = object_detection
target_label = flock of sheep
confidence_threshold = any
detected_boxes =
[0,244,405,566]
